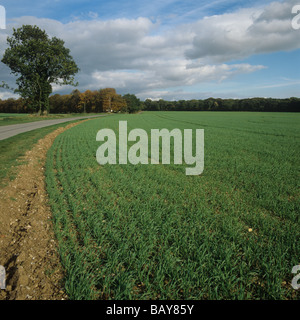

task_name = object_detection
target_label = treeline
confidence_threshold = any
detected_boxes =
[0,89,299,113]
[0,88,142,114]
[143,97,300,112]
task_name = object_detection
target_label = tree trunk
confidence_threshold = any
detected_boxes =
[37,78,43,116]
[45,95,50,115]
[37,99,42,115]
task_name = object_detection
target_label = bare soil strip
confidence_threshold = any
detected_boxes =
[0,120,90,300]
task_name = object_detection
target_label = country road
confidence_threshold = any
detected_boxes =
[0,115,105,141]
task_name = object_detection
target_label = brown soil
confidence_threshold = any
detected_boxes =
[0,120,89,300]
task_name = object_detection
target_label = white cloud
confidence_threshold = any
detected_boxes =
[91,62,265,100]
[186,0,300,62]
[0,91,19,100]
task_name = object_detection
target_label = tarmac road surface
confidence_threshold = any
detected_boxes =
[0,115,105,141]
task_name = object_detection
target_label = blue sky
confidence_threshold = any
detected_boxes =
[2,0,276,22]
[0,0,299,100]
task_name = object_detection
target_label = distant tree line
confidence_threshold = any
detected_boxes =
[143,97,300,112]
[0,88,142,114]
[0,91,299,114]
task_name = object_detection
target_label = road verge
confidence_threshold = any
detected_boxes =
[0,119,90,300]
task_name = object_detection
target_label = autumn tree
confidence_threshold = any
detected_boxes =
[78,90,104,113]
[111,94,127,112]
[79,90,93,113]
[99,88,117,112]
[92,90,103,113]
[1,25,79,115]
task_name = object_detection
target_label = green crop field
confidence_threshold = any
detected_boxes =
[45,111,299,300]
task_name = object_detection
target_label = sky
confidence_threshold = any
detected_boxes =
[0,0,299,101]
